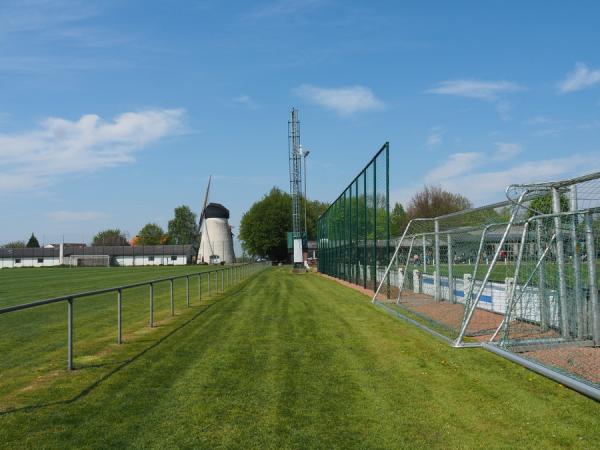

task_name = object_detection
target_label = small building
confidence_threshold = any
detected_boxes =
[0,245,195,268]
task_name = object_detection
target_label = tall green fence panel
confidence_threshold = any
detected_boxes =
[317,143,390,292]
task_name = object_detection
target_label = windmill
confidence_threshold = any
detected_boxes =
[197,176,236,264]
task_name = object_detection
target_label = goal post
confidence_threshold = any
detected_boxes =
[69,255,110,267]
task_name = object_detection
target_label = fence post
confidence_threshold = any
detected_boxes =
[221,269,224,292]
[117,289,122,344]
[149,283,154,327]
[585,212,599,345]
[552,187,570,337]
[536,219,548,330]
[570,186,584,338]
[434,219,441,301]
[67,297,74,370]
[186,276,190,307]
[170,279,175,316]
[208,270,211,296]
[447,234,454,303]
[199,273,202,300]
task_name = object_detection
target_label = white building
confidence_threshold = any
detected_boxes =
[0,245,195,268]
[197,203,235,264]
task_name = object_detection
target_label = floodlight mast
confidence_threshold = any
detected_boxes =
[288,108,304,268]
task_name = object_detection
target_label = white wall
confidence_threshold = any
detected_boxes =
[0,257,61,268]
[198,217,235,264]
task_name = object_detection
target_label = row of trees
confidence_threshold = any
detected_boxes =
[238,185,477,260]
[2,233,41,249]
[2,206,200,249]
[92,205,199,246]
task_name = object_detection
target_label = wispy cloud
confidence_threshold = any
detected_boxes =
[426,79,523,101]
[233,95,260,110]
[294,84,384,115]
[426,126,445,147]
[558,63,600,93]
[398,152,600,206]
[0,109,184,192]
[493,142,521,161]
[245,0,325,19]
[424,152,482,182]
[47,210,109,222]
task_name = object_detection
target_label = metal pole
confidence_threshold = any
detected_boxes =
[170,279,174,316]
[186,276,190,307]
[570,186,583,338]
[585,212,599,345]
[221,269,224,292]
[208,270,211,296]
[447,234,454,303]
[67,297,74,370]
[117,289,122,344]
[434,219,441,301]
[149,283,154,327]
[199,273,202,300]
[536,220,548,330]
[552,187,570,337]
[423,238,427,273]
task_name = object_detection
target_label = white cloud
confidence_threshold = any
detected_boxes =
[426,79,523,101]
[424,152,482,182]
[493,142,521,161]
[558,63,600,93]
[233,95,259,110]
[0,109,184,192]
[294,84,384,115]
[47,210,109,222]
[426,126,445,147]
[399,153,600,206]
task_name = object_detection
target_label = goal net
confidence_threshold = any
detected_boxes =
[69,255,110,267]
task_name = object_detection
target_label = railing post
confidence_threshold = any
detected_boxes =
[117,289,122,344]
[67,297,74,370]
[170,279,175,316]
[434,219,441,301]
[198,273,202,300]
[585,212,599,345]
[186,276,190,307]
[149,283,154,327]
[221,269,224,292]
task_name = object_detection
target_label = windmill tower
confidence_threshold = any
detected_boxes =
[197,177,236,264]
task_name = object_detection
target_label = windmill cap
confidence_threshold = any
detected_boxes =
[204,203,230,219]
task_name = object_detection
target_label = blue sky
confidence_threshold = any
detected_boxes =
[1,0,600,250]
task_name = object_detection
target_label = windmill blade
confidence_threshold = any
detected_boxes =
[199,175,212,230]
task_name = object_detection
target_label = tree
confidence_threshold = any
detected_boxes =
[390,202,408,237]
[305,199,329,241]
[92,229,129,246]
[239,187,292,261]
[528,193,569,217]
[168,205,198,245]
[26,233,40,248]
[406,185,472,219]
[3,241,25,248]
[137,223,166,245]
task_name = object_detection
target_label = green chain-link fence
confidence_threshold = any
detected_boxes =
[317,143,390,292]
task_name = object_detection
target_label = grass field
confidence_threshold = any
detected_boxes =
[0,265,232,410]
[1,266,600,448]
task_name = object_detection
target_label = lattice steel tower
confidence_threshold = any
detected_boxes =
[288,108,304,268]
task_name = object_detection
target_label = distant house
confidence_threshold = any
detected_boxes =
[0,245,195,268]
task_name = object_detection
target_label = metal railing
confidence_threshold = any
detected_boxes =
[0,263,267,370]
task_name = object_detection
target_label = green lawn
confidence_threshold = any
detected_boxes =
[0,265,238,410]
[0,267,599,448]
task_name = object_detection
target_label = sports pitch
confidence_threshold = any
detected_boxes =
[1,267,600,448]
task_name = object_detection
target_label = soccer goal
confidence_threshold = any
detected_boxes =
[68,255,110,267]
